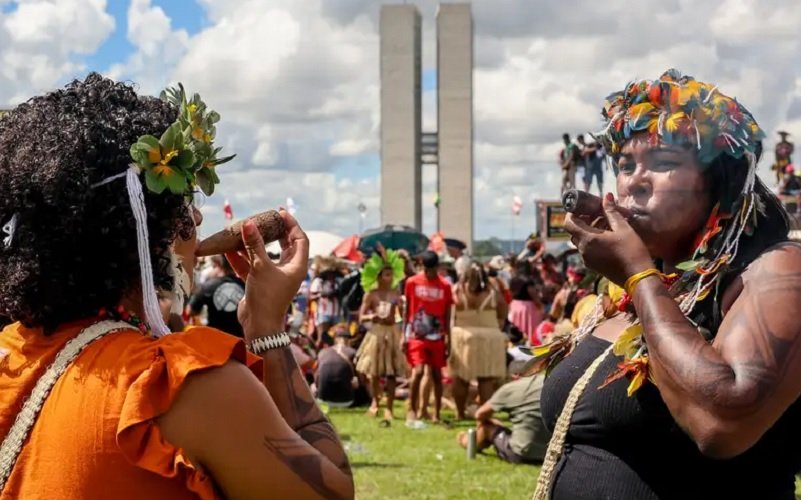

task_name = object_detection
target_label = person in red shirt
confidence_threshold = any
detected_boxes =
[403,251,453,423]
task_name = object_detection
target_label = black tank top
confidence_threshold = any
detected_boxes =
[541,335,801,499]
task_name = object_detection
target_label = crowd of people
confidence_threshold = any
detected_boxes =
[5,66,801,499]
[185,231,609,468]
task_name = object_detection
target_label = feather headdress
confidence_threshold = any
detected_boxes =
[361,249,405,292]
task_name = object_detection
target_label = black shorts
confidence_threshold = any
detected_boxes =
[492,426,537,465]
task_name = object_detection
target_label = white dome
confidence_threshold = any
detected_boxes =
[266,230,343,258]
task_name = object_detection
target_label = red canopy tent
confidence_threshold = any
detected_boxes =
[332,235,364,263]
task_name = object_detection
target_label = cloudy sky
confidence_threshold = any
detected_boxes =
[3,0,801,241]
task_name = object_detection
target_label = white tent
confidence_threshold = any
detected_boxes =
[266,230,343,258]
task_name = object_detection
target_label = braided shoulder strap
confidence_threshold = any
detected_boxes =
[532,344,613,500]
[0,320,132,492]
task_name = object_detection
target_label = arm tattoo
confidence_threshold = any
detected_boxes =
[262,347,352,475]
[296,420,352,472]
[265,347,322,429]
[635,265,801,415]
[263,435,350,500]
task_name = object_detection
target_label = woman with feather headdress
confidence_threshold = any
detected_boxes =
[355,249,407,420]
[533,69,801,500]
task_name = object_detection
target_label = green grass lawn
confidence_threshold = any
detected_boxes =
[329,407,539,500]
[330,407,801,499]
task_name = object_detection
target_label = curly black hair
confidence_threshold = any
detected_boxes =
[0,73,193,332]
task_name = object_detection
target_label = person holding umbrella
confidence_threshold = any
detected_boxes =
[403,251,454,424]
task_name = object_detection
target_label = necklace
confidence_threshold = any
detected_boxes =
[98,305,149,333]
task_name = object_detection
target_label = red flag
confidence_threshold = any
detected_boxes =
[223,200,233,220]
[512,196,523,216]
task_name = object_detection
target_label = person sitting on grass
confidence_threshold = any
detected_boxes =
[457,360,551,464]
[315,324,359,409]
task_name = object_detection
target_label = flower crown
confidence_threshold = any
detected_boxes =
[598,69,765,164]
[129,84,235,196]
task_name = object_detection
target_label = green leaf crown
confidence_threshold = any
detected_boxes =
[129,84,235,196]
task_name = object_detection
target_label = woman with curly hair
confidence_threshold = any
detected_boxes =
[0,74,353,499]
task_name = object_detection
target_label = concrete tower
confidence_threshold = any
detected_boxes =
[379,5,422,230]
[436,3,473,250]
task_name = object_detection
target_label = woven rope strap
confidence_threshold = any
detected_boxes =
[532,344,614,500]
[0,320,132,492]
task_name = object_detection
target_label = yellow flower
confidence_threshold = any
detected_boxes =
[192,126,205,141]
[148,148,162,164]
[153,164,175,177]
[161,149,178,164]
[187,104,198,115]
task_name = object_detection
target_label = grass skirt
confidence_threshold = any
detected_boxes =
[355,323,406,377]
[448,326,507,381]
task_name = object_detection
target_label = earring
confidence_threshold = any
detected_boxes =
[168,251,192,316]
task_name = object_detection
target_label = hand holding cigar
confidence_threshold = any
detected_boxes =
[562,190,633,220]
[195,210,287,257]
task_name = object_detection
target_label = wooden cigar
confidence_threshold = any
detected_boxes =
[195,210,286,257]
[561,190,632,219]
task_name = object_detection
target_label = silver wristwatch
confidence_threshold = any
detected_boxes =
[249,332,292,354]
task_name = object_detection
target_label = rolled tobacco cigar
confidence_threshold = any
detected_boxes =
[195,210,286,257]
[561,189,632,219]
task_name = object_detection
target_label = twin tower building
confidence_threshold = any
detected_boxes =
[379,3,474,250]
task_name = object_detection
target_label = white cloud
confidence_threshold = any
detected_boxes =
[0,0,114,104]
[106,0,190,94]
[176,0,801,240]
[7,0,801,245]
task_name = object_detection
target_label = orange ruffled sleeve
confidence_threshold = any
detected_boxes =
[115,327,262,499]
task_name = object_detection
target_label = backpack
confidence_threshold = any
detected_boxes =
[340,271,364,314]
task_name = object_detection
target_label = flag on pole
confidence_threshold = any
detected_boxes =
[223,199,233,220]
[286,197,297,215]
[433,192,441,208]
[512,195,523,216]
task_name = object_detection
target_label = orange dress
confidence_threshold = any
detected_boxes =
[0,318,262,499]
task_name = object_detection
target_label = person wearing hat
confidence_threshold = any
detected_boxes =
[773,131,794,186]
[403,250,454,424]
